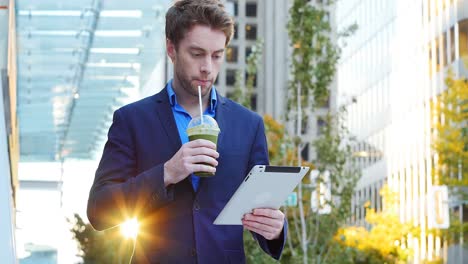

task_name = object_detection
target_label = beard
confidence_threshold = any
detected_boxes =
[174,69,214,97]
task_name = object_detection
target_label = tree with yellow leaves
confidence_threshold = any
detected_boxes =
[334,185,417,264]
[432,74,468,187]
[431,74,468,257]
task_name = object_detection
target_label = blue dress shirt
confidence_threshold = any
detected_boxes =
[166,80,217,191]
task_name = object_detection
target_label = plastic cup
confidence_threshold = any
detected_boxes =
[186,115,220,177]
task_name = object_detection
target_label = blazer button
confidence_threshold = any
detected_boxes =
[191,248,197,257]
[193,202,200,211]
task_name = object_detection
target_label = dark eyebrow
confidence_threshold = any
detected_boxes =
[189,46,224,54]
[189,46,205,52]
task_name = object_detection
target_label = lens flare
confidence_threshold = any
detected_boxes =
[120,218,139,239]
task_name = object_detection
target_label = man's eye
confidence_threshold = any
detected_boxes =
[193,53,202,57]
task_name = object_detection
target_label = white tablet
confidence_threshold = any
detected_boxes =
[213,165,310,225]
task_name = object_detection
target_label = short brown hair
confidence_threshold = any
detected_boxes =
[166,0,235,48]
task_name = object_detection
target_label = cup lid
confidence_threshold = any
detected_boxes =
[187,115,219,130]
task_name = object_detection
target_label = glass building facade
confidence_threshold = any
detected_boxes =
[336,0,467,262]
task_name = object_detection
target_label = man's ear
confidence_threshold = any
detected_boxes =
[166,38,176,62]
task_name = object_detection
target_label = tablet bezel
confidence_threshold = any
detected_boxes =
[213,165,310,225]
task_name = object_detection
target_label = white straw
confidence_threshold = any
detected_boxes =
[198,85,204,123]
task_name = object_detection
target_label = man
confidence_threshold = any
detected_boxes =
[87,0,287,263]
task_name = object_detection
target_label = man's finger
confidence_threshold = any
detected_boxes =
[243,214,282,229]
[190,155,218,166]
[191,164,216,174]
[189,147,219,158]
[253,208,284,219]
[243,223,277,240]
[243,219,273,234]
[187,139,217,149]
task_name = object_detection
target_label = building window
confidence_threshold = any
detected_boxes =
[301,117,308,134]
[245,24,257,40]
[323,11,329,22]
[374,184,379,211]
[301,142,309,161]
[225,46,238,63]
[250,94,257,111]
[245,72,257,87]
[226,69,237,86]
[439,35,446,69]
[245,47,252,62]
[450,27,455,63]
[317,116,326,135]
[379,188,383,212]
[357,190,362,220]
[459,19,468,58]
[234,24,238,40]
[227,0,238,16]
[428,43,433,77]
[246,2,257,17]
[463,204,468,222]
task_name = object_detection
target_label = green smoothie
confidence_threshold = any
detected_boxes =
[186,116,220,177]
[188,134,218,144]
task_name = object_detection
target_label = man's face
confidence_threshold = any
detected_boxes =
[167,25,226,97]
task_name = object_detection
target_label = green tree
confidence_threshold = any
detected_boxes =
[285,1,358,263]
[244,114,317,263]
[280,109,360,264]
[430,74,468,262]
[231,38,264,109]
[226,3,361,263]
[432,74,468,187]
[69,214,134,264]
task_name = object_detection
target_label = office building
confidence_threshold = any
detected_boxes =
[221,0,290,121]
[336,0,467,262]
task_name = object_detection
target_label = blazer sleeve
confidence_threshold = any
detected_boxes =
[248,117,288,260]
[87,109,174,231]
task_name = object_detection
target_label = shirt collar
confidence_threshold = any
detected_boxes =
[167,79,218,112]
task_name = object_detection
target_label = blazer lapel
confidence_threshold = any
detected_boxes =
[154,87,182,151]
[214,94,228,146]
[154,87,196,194]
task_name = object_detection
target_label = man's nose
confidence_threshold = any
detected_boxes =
[200,57,212,74]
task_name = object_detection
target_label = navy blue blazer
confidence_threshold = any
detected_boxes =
[87,87,287,263]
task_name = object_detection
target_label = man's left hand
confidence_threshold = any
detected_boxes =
[242,208,285,240]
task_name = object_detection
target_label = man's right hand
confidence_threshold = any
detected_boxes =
[163,139,219,186]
